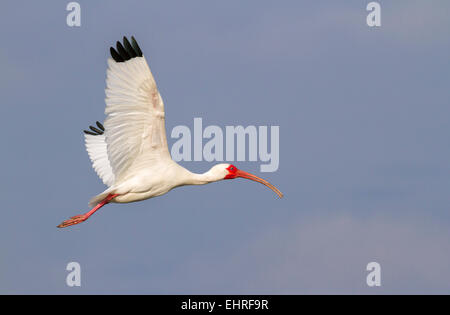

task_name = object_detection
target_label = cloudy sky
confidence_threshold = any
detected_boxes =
[0,0,449,294]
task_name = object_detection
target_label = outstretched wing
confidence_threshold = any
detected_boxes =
[84,122,115,187]
[104,36,171,183]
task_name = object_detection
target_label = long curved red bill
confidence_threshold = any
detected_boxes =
[236,170,283,198]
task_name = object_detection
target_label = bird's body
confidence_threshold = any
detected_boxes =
[57,36,282,228]
[93,161,217,205]
[96,160,185,205]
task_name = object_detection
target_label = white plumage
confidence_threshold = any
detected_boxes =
[86,54,173,207]
[104,56,170,182]
[57,36,282,228]
[84,133,115,186]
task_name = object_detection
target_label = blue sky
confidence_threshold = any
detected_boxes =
[0,0,450,294]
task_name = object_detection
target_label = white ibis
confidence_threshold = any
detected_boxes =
[57,36,283,228]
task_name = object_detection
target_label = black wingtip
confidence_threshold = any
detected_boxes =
[110,47,124,62]
[84,130,97,136]
[131,36,143,57]
[84,122,105,136]
[123,36,137,58]
[110,36,143,62]
[116,41,131,61]
[96,121,105,131]
[89,126,104,134]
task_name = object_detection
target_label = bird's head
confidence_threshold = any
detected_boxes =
[208,163,283,198]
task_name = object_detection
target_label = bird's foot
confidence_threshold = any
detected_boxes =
[57,215,88,228]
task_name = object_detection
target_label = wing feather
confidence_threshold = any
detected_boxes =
[103,37,171,183]
[84,133,115,186]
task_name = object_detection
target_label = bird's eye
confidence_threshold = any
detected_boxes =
[230,166,235,171]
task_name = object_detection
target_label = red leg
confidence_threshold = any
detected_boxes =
[57,194,119,228]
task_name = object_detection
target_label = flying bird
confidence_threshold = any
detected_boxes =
[57,36,283,228]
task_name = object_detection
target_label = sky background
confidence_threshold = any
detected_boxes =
[0,0,450,294]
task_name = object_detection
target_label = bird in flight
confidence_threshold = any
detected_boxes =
[57,36,283,228]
